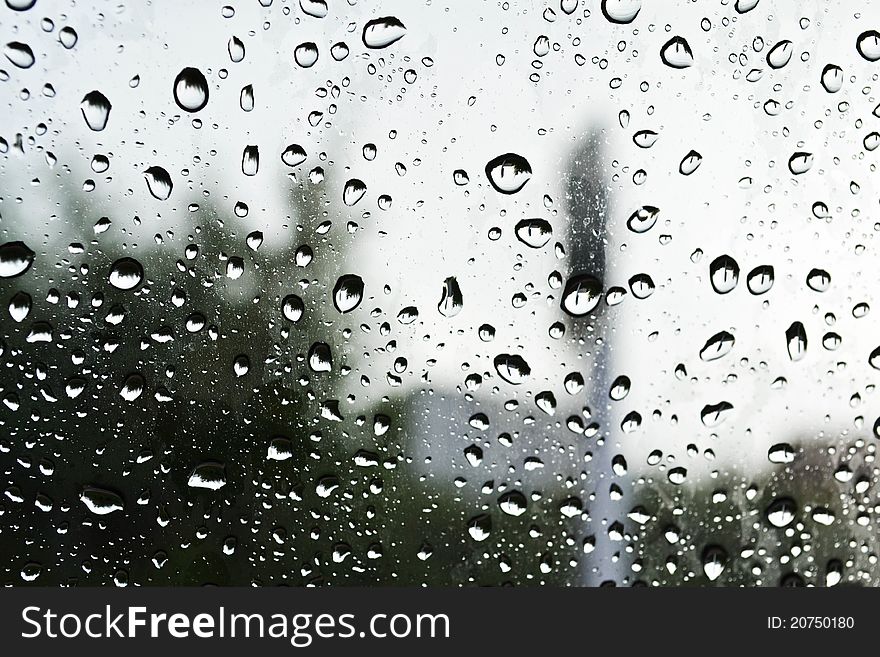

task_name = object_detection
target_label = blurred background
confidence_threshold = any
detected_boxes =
[1,0,879,586]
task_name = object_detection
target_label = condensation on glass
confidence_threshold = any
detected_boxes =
[0,0,878,587]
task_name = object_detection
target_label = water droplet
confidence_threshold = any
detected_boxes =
[709,255,739,294]
[108,257,144,291]
[5,0,37,10]
[188,462,227,490]
[498,490,528,517]
[239,84,254,111]
[343,178,367,206]
[660,36,693,68]
[702,545,727,581]
[172,67,209,112]
[626,205,659,234]
[786,321,808,361]
[560,0,578,15]
[294,42,319,67]
[494,353,531,384]
[601,0,641,24]
[267,436,294,461]
[58,26,78,49]
[561,273,602,316]
[700,331,735,361]
[820,64,843,93]
[746,265,774,294]
[228,36,245,62]
[282,294,304,322]
[8,291,31,322]
[857,30,880,62]
[701,401,733,427]
[330,42,349,61]
[281,144,307,167]
[633,130,658,148]
[514,218,552,248]
[0,241,34,278]
[144,166,173,200]
[241,145,259,176]
[308,342,332,372]
[485,153,532,194]
[438,276,463,317]
[4,41,35,68]
[119,373,145,401]
[788,151,813,175]
[766,40,793,69]
[80,487,124,515]
[806,268,830,292]
[363,17,406,49]
[333,274,364,313]
[300,0,328,19]
[766,497,797,527]
[768,443,795,464]
[679,150,702,175]
[80,90,111,131]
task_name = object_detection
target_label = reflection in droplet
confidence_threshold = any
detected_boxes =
[857,30,880,62]
[0,241,34,278]
[362,17,407,49]
[494,354,531,385]
[144,166,173,200]
[294,42,319,67]
[4,41,35,68]
[561,273,602,316]
[660,36,693,68]
[343,178,367,206]
[601,0,641,24]
[173,67,209,112]
[108,258,144,291]
[438,277,463,317]
[80,90,111,131]
[281,144,307,167]
[333,274,364,313]
[485,153,532,194]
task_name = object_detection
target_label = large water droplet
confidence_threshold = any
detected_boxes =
[766,40,793,68]
[108,257,144,291]
[242,145,259,176]
[80,90,111,131]
[679,150,702,175]
[514,218,552,248]
[282,294,304,322]
[294,42,319,67]
[786,321,807,361]
[700,331,735,361]
[188,462,227,490]
[498,490,528,517]
[857,30,880,62]
[343,178,367,206]
[702,545,727,581]
[362,17,406,49]
[788,151,813,175]
[300,0,328,18]
[281,144,307,167]
[144,166,173,200]
[438,277,463,317]
[485,153,532,194]
[494,353,531,384]
[660,36,693,68]
[601,0,641,24]
[333,274,364,313]
[766,497,797,527]
[173,67,209,112]
[746,265,774,294]
[709,255,739,294]
[0,241,34,278]
[561,273,602,316]
[80,487,124,515]
[119,373,145,401]
[626,205,659,234]
[4,41,34,68]
[820,64,843,93]
[228,36,245,62]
